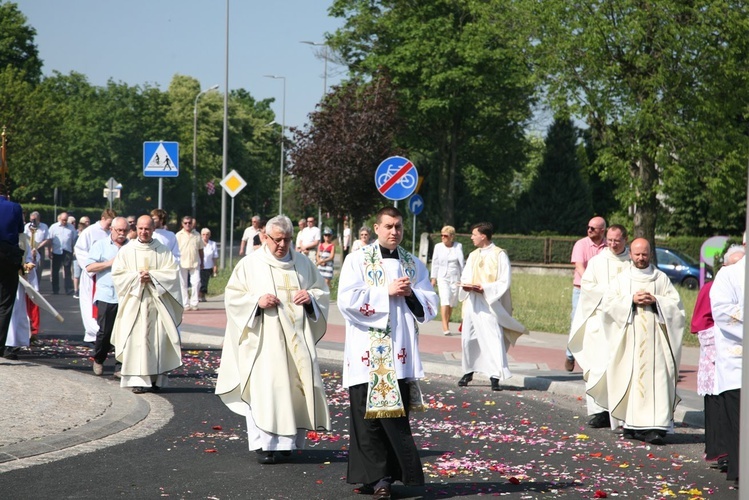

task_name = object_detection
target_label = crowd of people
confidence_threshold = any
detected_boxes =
[0,187,743,496]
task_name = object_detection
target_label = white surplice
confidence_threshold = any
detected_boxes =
[709,257,744,395]
[338,243,438,389]
[458,244,528,380]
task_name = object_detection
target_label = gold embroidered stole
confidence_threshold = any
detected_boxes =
[362,244,419,418]
[470,245,502,283]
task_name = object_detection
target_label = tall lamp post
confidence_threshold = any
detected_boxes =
[192,84,219,220]
[264,75,286,215]
[300,41,329,95]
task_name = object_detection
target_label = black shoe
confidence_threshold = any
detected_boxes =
[372,485,391,500]
[2,352,19,360]
[132,387,148,394]
[564,357,575,372]
[458,372,474,387]
[622,428,636,439]
[490,377,502,391]
[587,412,611,428]
[256,450,276,464]
[635,429,665,445]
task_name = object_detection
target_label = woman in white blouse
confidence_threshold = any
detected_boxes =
[350,226,371,253]
[430,225,465,335]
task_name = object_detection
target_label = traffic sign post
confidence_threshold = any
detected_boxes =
[104,177,122,209]
[375,156,418,201]
[144,141,179,209]
[143,142,180,178]
[408,194,424,254]
[220,170,247,269]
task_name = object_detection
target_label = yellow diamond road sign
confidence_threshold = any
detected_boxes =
[220,170,247,198]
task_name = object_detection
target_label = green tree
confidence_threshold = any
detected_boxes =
[329,0,535,227]
[0,1,42,83]
[514,117,592,235]
[527,0,749,245]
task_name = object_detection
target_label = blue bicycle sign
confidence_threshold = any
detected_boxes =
[375,156,418,201]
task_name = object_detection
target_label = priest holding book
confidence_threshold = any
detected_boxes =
[458,221,528,391]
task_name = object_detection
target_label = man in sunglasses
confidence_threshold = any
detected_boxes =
[565,216,607,372]
[216,215,330,465]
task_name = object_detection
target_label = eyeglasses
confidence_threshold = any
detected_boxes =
[267,234,292,245]
[440,234,450,238]
[113,227,129,233]
[182,221,192,225]
[587,226,602,231]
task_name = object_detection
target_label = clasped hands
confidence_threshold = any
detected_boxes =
[389,276,413,297]
[138,270,152,284]
[633,289,655,306]
[259,289,311,309]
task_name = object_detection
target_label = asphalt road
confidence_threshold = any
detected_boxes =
[1,353,736,499]
[0,273,737,499]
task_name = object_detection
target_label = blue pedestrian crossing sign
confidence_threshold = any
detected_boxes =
[375,156,418,201]
[408,194,424,216]
[143,141,179,178]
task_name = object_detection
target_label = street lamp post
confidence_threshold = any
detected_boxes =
[264,75,286,215]
[192,84,219,220]
[300,41,329,95]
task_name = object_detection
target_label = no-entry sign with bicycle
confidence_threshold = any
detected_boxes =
[375,156,418,201]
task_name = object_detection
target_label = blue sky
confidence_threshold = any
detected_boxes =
[16,0,346,130]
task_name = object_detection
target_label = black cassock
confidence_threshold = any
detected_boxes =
[347,379,425,486]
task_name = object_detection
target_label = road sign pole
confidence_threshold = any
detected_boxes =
[412,213,416,255]
[158,178,163,209]
[229,198,235,270]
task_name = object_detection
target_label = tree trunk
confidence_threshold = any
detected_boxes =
[631,154,658,257]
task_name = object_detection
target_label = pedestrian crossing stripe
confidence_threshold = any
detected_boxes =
[143,141,179,178]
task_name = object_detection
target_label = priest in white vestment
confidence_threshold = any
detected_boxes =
[338,206,438,498]
[568,224,629,429]
[458,221,527,391]
[215,215,331,465]
[75,209,115,342]
[111,215,183,394]
[589,238,684,445]
[709,252,744,484]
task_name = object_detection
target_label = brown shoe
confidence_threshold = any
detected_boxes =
[564,357,575,372]
[93,361,104,376]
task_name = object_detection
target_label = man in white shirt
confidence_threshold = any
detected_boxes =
[239,215,261,256]
[176,215,204,310]
[150,208,180,261]
[48,211,76,295]
[298,216,321,260]
[75,209,116,342]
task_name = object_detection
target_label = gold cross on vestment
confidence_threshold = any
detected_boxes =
[277,273,299,304]
[276,273,300,328]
